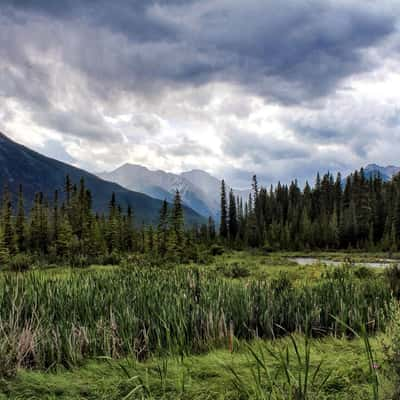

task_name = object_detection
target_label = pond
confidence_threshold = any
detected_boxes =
[289,257,398,268]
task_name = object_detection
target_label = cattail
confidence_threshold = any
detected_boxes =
[229,320,234,353]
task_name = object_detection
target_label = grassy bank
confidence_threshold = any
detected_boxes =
[0,263,393,372]
[0,252,397,398]
[0,335,394,399]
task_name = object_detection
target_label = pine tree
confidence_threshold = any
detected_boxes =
[1,184,14,254]
[57,216,74,259]
[52,190,60,245]
[393,188,400,248]
[122,206,134,252]
[65,175,73,207]
[172,191,185,258]
[147,225,154,253]
[328,208,339,249]
[107,193,120,253]
[207,217,216,241]
[220,180,228,239]
[228,189,238,242]
[157,200,169,257]
[15,184,26,252]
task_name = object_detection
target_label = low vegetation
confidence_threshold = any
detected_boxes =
[0,170,400,398]
[0,251,396,398]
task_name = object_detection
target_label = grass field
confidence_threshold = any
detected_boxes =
[0,335,394,399]
[0,251,398,399]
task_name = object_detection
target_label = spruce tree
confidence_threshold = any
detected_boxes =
[207,217,216,241]
[172,191,185,258]
[57,216,74,259]
[1,184,14,254]
[219,180,228,239]
[393,188,400,248]
[228,189,238,242]
[15,184,26,252]
[157,200,169,257]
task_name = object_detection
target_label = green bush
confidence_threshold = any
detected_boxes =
[353,265,374,280]
[385,264,400,298]
[271,272,292,293]
[69,254,90,268]
[8,254,32,272]
[101,251,122,266]
[216,262,251,278]
[209,244,224,256]
[0,339,17,378]
[196,250,214,265]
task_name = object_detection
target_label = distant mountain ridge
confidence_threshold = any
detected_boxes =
[363,164,400,181]
[0,132,204,225]
[100,164,250,219]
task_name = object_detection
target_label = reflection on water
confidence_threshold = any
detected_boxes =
[289,257,397,268]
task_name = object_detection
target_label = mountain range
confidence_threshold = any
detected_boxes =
[100,164,250,219]
[0,132,204,225]
[100,163,400,218]
[1,131,398,224]
[363,164,400,181]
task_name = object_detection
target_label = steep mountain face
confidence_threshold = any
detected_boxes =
[0,133,204,225]
[363,164,400,181]
[100,164,214,217]
[101,165,251,218]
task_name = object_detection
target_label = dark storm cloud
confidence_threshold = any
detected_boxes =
[34,109,122,143]
[2,1,397,104]
[1,0,400,186]
[2,0,183,41]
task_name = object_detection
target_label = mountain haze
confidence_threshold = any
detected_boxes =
[0,133,204,225]
[363,164,400,181]
[101,165,251,218]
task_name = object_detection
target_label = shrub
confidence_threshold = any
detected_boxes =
[217,262,251,279]
[0,338,17,378]
[353,266,374,280]
[8,254,32,272]
[271,272,292,293]
[209,244,224,256]
[121,253,166,269]
[230,262,251,278]
[101,251,122,266]
[385,264,400,298]
[196,250,214,265]
[69,254,90,268]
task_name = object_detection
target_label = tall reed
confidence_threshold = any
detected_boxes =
[0,265,393,372]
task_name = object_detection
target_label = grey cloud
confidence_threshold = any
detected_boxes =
[34,109,121,143]
[162,137,211,157]
[224,128,311,163]
[3,1,397,105]
[1,1,400,187]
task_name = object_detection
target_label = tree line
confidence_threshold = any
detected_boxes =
[2,167,400,268]
[0,176,216,267]
[219,169,400,251]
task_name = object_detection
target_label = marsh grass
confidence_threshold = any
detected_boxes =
[0,263,393,376]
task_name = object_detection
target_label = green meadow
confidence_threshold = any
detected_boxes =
[0,251,399,399]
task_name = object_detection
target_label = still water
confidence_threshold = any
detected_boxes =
[289,257,397,268]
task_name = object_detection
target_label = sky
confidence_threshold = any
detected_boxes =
[1,0,400,189]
